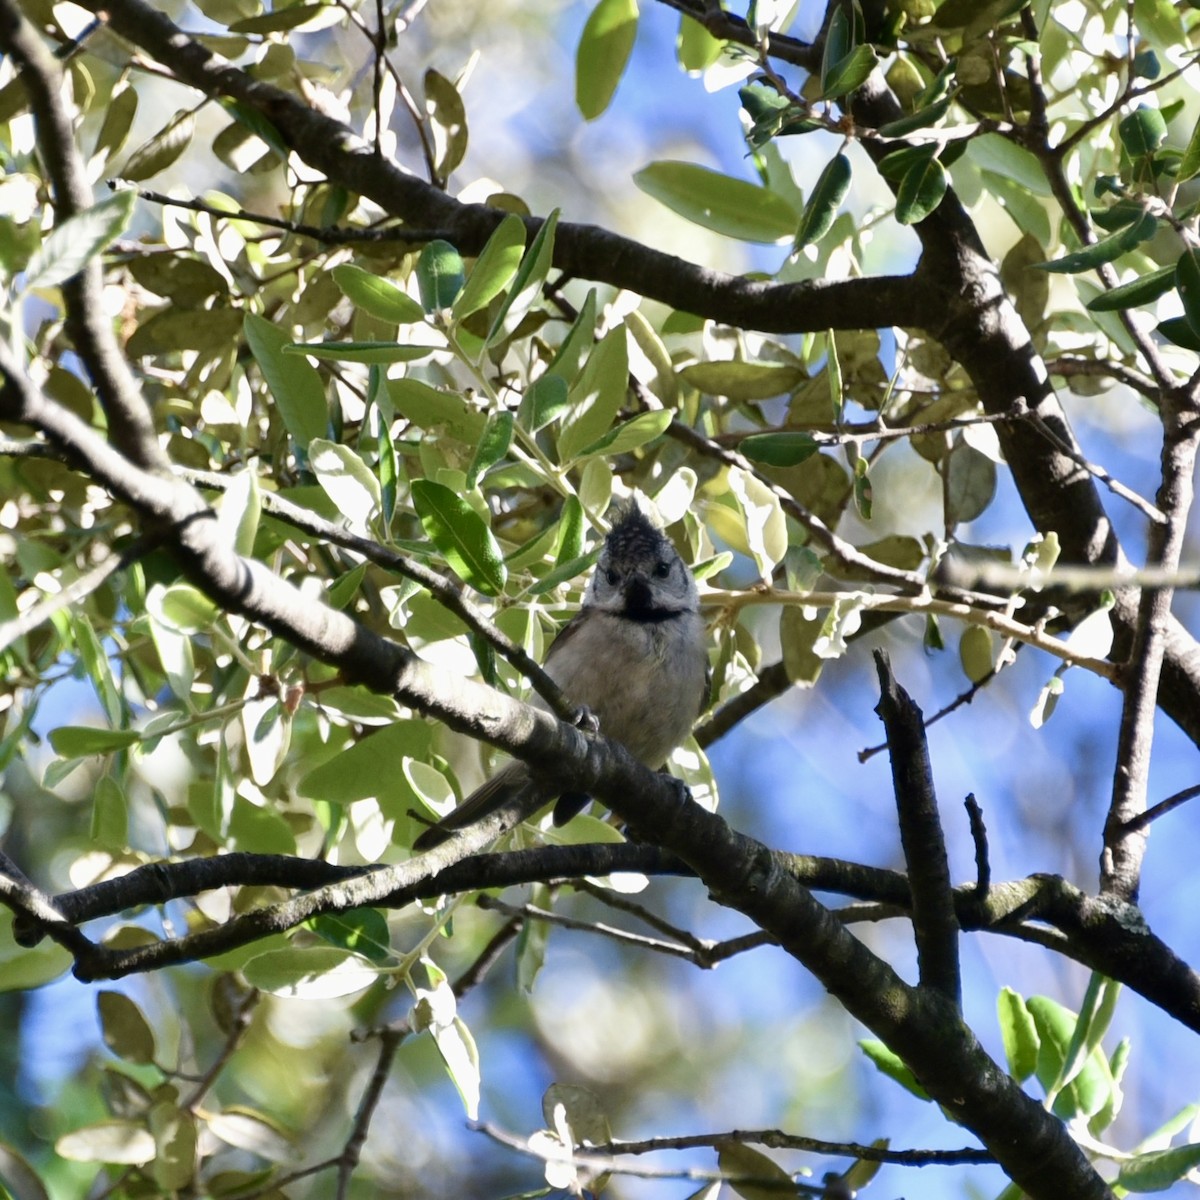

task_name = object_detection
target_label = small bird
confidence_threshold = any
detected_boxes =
[413,502,709,850]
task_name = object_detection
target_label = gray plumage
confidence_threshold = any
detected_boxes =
[413,503,709,850]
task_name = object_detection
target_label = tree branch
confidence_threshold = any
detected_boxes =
[0,0,165,470]
[873,650,960,1005]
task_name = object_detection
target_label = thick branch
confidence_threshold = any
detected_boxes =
[1102,410,1200,898]
[83,0,912,337]
[873,651,960,1005]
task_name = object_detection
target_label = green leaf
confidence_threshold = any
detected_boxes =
[555,496,586,566]
[633,161,798,243]
[241,946,381,998]
[1118,105,1168,157]
[56,1121,155,1165]
[215,467,261,558]
[298,721,432,806]
[821,45,878,99]
[859,1040,930,1100]
[1035,211,1157,273]
[896,152,947,225]
[230,3,338,31]
[416,239,466,311]
[795,152,852,248]
[98,991,156,1064]
[332,264,425,323]
[0,1141,52,1200]
[0,913,70,992]
[411,480,507,595]
[576,0,639,121]
[150,582,218,632]
[1178,115,1200,182]
[945,441,997,525]
[1119,1143,1200,1192]
[1175,249,1200,338]
[739,432,819,466]
[309,908,392,963]
[486,209,559,346]
[541,291,593,382]
[518,373,571,432]
[998,987,1039,1081]
[1027,995,1112,1119]
[1086,264,1176,312]
[91,774,128,849]
[680,360,804,400]
[218,97,289,161]
[821,2,852,84]
[877,95,953,137]
[716,1140,793,1200]
[959,624,994,683]
[120,111,195,181]
[285,341,431,364]
[49,726,141,757]
[244,313,328,449]
[677,12,722,72]
[452,213,527,321]
[1158,316,1200,352]
[558,325,629,462]
[575,409,672,458]
[467,411,514,487]
[424,67,468,179]
[93,84,138,162]
[527,547,602,595]
[22,189,136,293]
[389,377,487,443]
[309,439,381,533]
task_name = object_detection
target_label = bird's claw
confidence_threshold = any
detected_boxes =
[572,704,600,735]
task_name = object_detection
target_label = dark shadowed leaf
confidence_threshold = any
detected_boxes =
[1118,105,1168,157]
[795,152,852,247]
[896,152,947,224]
[739,432,819,466]
[1086,264,1175,312]
[119,111,195,181]
[1175,249,1200,337]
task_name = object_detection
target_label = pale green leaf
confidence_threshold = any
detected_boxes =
[332,264,425,323]
[633,160,797,243]
[452,213,527,321]
[23,189,136,292]
[576,0,639,120]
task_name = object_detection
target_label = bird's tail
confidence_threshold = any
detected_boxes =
[412,765,538,851]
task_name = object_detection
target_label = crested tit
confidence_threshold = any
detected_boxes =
[413,502,709,850]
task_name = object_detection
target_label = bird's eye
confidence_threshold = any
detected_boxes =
[605,569,620,586]
[653,561,671,578]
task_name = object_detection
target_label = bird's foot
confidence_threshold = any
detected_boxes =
[571,704,600,735]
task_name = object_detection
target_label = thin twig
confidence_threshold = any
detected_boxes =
[1023,405,1165,524]
[124,186,447,245]
[590,1128,992,1166]
[0,536,158,654]
[473,1120,825,1194]
[704,588,1120,681]
[965,794,990,900]
[1119,782,1200,836]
